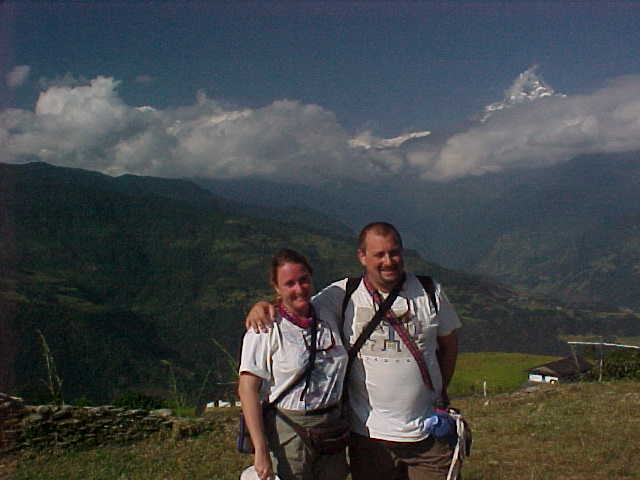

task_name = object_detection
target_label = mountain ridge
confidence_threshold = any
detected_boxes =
[193,152,640,310]
[1,161,635,405]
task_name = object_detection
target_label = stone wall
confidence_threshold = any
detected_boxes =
[0,392,211,454]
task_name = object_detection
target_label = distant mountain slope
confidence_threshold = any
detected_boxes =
[197,153,640,310]
[194,177,354,237]
[1,162,633,404]
[476,212,640,309]
[467,153,640,308]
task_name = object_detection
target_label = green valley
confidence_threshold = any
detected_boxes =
[1,162,635,405]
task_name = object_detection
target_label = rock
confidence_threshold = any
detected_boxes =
[24,413,44,424]
[1,400,211,453]
[52,406,73,420]
[58,418,82,426]
[149,409,173,418]
[36,405,52,415]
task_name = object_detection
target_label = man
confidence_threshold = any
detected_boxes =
[246,222,461,480]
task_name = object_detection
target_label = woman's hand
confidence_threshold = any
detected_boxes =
[245,301,276,332]
[254,448,274,480]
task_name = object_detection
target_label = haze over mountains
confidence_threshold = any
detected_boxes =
[197,150,640,311]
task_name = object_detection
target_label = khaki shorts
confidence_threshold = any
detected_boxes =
[265,407,349,480]
[349,432,456,480]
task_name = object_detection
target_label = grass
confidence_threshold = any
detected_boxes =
[3,409,251,480]
[449,352,559,397]
[462,380,640,480]
[5,381,640,480]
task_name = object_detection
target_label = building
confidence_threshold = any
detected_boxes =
[527,356,592,384]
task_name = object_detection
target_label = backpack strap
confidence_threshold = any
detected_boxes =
[347,282,402,363]
[338,274,446,404]
[417,275,439,315]
[340,277,361,327]
[339,275,440,344]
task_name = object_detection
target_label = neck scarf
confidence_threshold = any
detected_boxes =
[278,303,315,329]
[362,274,406,316]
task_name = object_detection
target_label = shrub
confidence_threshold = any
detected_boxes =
[113,391,166,410]
[583,349,640,381]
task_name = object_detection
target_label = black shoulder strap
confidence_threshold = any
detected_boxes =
[341,276,438,321]
[339,274,438,358]
[417,275,438,315]
[340,277,361,335]
[299,315,318,402]
[348,283,401,363]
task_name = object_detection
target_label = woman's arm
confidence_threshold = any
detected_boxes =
[238,372,273,480]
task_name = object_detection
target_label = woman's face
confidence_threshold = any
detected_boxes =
[274,261,313,316]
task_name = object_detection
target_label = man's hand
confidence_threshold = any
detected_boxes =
[245,301,276,332]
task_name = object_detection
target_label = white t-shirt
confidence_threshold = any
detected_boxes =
[313,273,462,442]
[239,313,348,411]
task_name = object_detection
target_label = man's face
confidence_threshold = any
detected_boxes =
[358,232,405,292]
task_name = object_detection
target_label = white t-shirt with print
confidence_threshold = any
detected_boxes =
[312,273,461,442]
[239,314,348,411]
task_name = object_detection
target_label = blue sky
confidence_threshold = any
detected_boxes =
[3,1,640,184]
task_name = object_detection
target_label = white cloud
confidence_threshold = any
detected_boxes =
[0,76,403,183]
[6,65,31,88]
[3,71,640,184]
[410,73,640,181]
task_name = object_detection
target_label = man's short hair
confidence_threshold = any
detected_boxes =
[358,222,403,252]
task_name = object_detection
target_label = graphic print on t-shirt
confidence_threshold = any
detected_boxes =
[353,300,428,360]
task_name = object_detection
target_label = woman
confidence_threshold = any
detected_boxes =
[238,249,349,480]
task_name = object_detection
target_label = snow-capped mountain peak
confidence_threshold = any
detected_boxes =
[349,130,431,150]
[481,65,564,122]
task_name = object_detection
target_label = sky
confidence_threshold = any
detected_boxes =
[3,1,640,184]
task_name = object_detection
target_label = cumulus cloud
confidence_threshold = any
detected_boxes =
[4,70,640,184]
[409,72,640,181]
[6,65,31,88]
[0,76,404,183]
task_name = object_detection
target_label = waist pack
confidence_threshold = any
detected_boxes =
[300,416,350,455]
[237,406,350,456]
[277,410,350,455]
[237,411,255,454]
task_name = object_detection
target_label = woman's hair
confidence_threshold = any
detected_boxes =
[270,248,313,287]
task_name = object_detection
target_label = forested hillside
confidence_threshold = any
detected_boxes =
[199,153,640,310]
[1,162,635,404]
